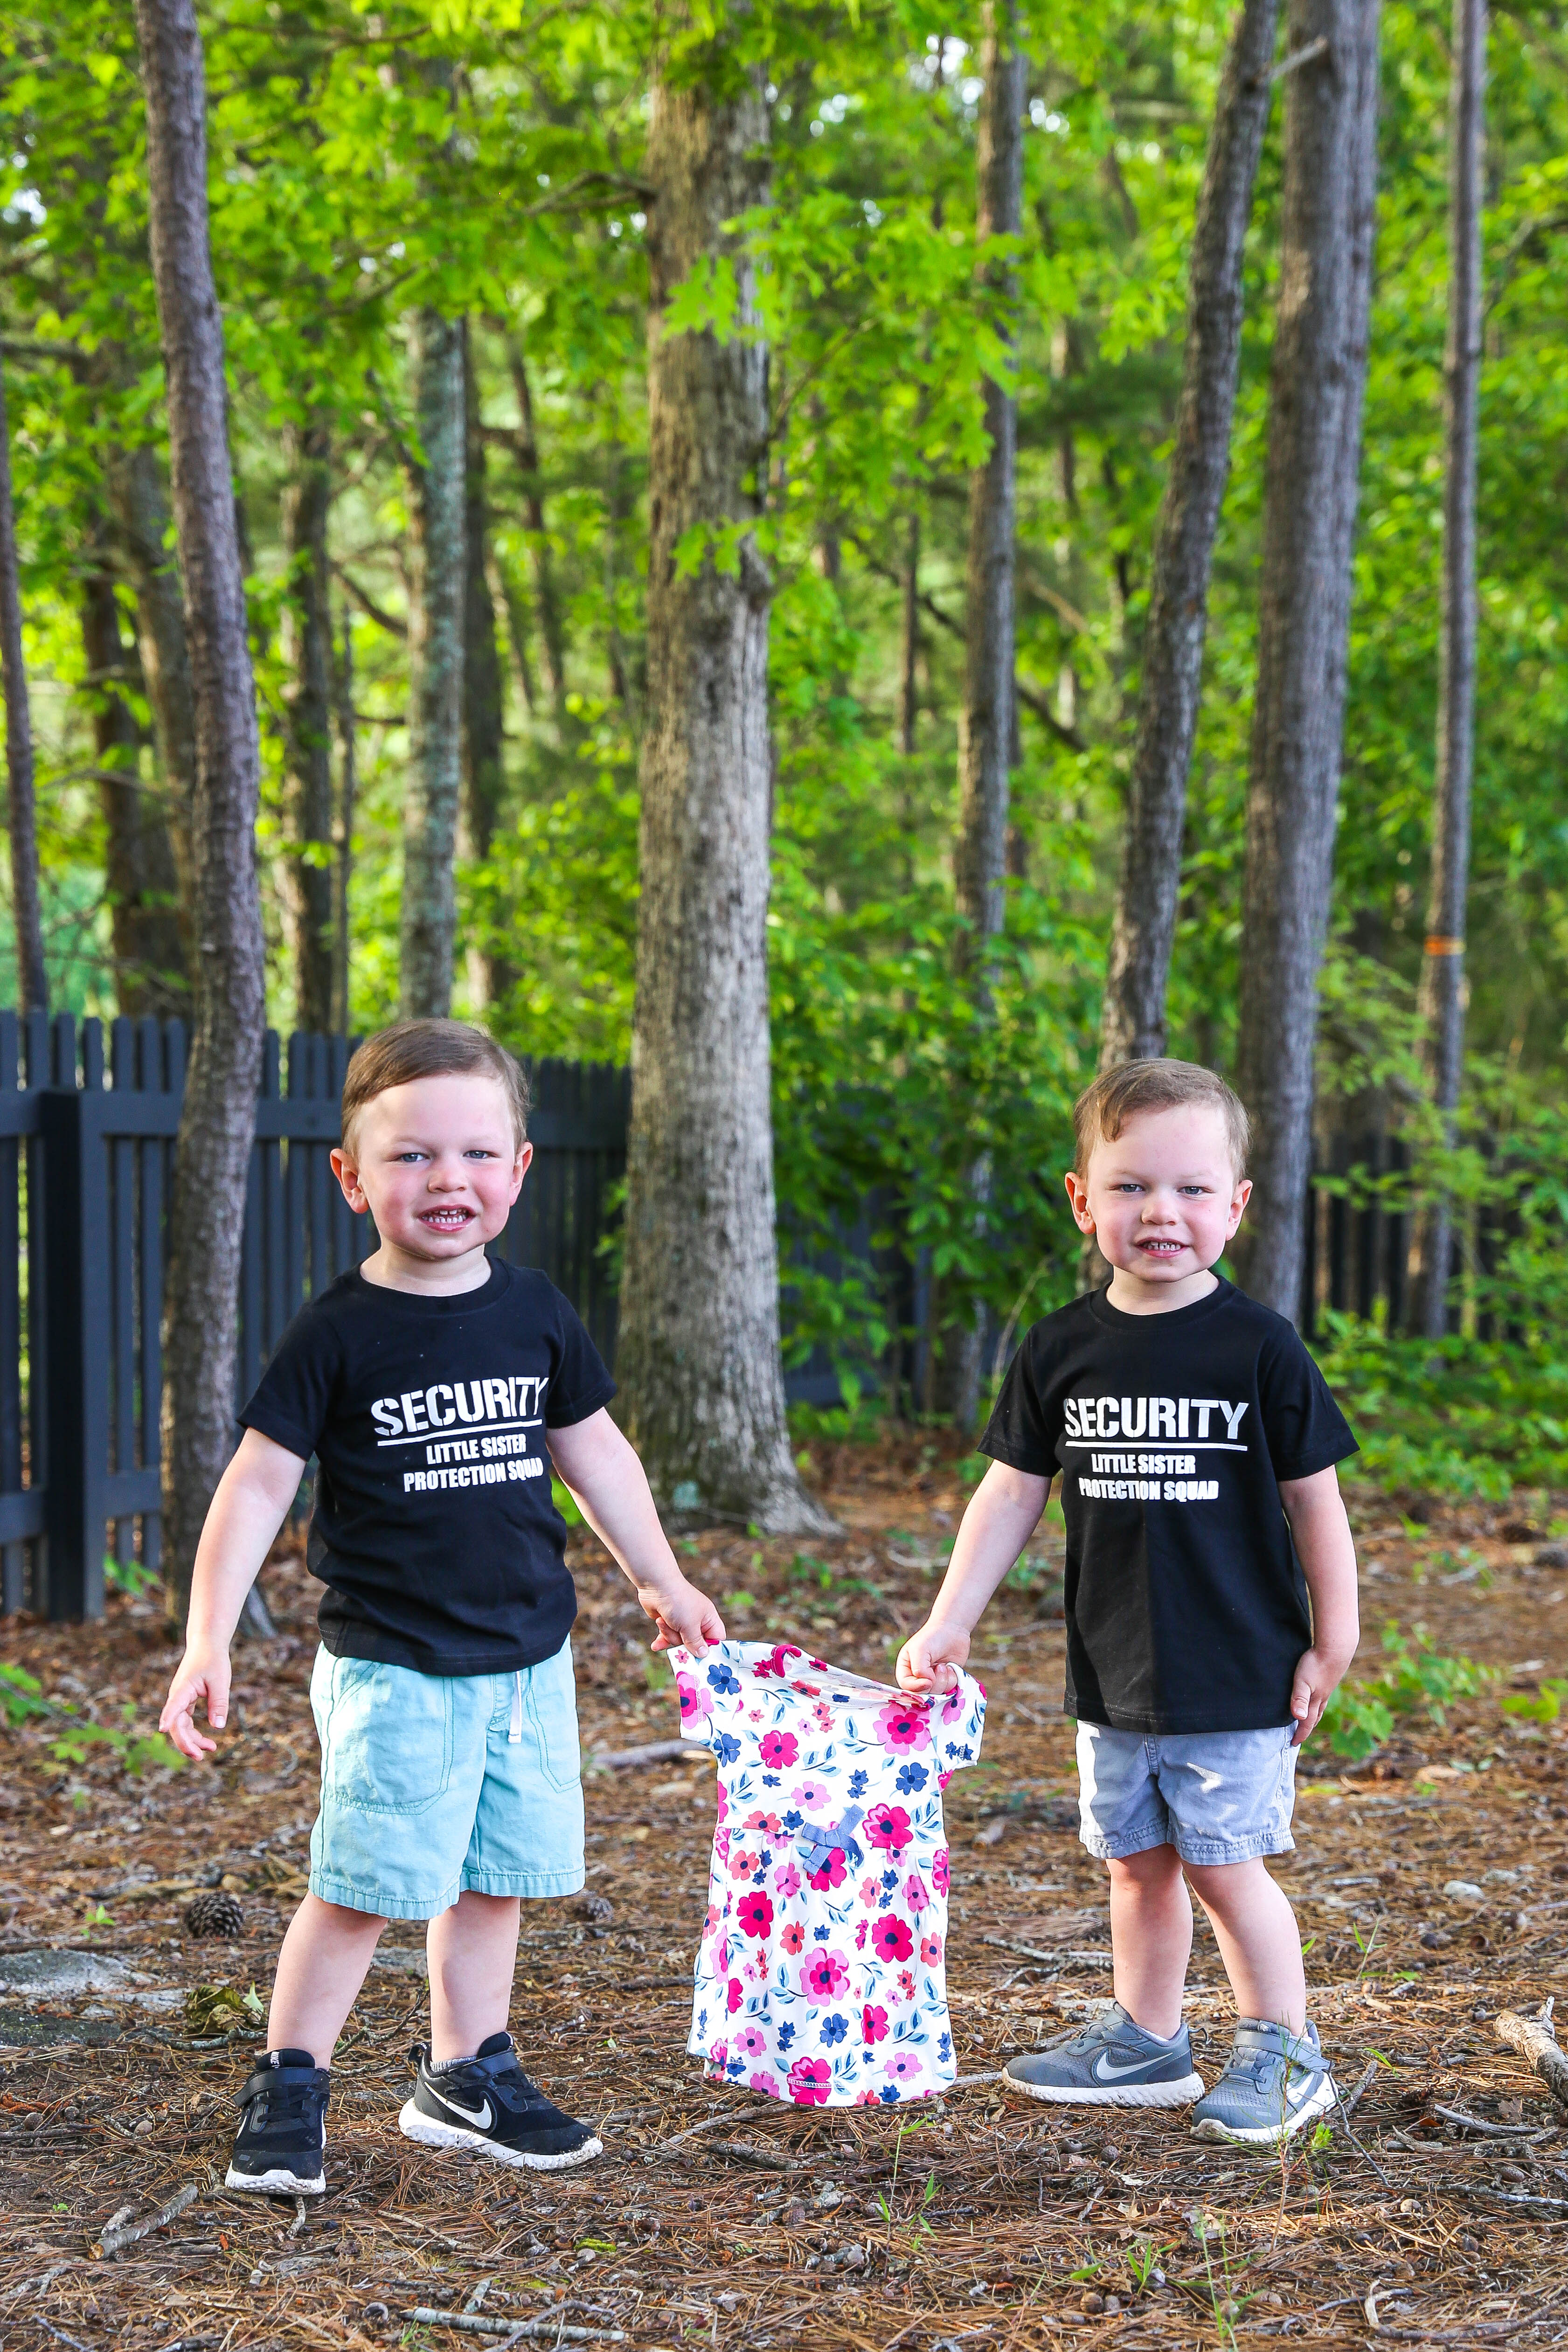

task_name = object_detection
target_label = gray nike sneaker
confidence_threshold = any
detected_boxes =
[1003,2001,1204,2109]
[1189,2018,1336,2145]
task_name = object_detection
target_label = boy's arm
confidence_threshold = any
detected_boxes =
[546,1408,725,1659]
[895,1461,1050,1694]
[1278,1464,1360,1745]
[159,1428,306,1759]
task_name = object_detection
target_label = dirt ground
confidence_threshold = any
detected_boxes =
[3,1436,1568,2350]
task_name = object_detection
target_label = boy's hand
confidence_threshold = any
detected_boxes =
[1289,1644,1352,1745]
[160,1645,232,1761]
[895,1620,970,1696]
[638,1575,725,1660]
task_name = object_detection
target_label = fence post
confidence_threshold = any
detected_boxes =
[39,1017,111,1621]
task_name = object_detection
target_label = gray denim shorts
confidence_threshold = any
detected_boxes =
[1075,1720,1298,1868]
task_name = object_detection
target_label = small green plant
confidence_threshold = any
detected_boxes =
[1316,1622,1497,1760]
[1502,1679,1568,1725]
[1126,2236,1171,2293]
[186,1982,265,2039]
[0,1662,182,1775]
[0,1662,48,1725]
[1189,2210,1248,2347]
[104,1552,160,1600]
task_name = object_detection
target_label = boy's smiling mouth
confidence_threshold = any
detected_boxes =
[1136,1237,1189,1257]
[418,1205,477,1232]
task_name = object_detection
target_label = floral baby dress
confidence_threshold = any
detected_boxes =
[671,1640,986,2107]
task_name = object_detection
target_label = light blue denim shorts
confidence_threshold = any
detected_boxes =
[307,1641,585,1921]
[1075,1720,1298,1868]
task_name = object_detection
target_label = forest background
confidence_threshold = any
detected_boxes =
[3,0,1568,1529]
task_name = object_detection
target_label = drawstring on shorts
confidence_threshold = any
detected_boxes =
[508,1670,523,1745]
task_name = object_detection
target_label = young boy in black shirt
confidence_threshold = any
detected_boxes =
[897,1060,1359,2144]
[160,1020,725,2194]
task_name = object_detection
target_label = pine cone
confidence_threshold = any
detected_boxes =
[184,1888,245,1940]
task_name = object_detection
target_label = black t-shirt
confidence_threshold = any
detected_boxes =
[980,1279,1356,1734]
[239,1260,616,1675]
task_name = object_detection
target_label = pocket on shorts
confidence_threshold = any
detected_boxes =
[523,1644,582,1794]
[319,1657,455,1817]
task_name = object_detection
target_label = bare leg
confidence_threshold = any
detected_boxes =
[426,1890,521,2063]
[267,1893,386,2065]
[1185,1858,1306,2032]
[1107,1845,1193,2039]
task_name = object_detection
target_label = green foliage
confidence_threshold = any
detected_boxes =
[1316,1622,1497,1761]
[185,1981,265,2040]
[1314,1316,1568,1499]
[0,1658,181,1774]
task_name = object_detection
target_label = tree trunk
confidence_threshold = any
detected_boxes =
[134,0,267,1616]
[615,30,832,1535]
[942,0,1026,1430]
[80,557,189,1017]
[105,437,197,904]
[505,337,568,721]
[460,320,513,1014]
[1229,0,1381,1323]
[1408,0,1485,1339]
[899,510,920,756]
[331,599,356,1034]
[0,352,47,1013]
[400,305,465,1019]
[280,414,334,1033]
[1099,0,1283,1069]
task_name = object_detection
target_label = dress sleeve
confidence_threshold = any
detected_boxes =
[543,1286,617,1428]
[672,1644,745,1756]
[237,1303,341,1461]
[978,1325,1062,1477]
[932,1669,987,1774]
[1259,1329,1359,1482]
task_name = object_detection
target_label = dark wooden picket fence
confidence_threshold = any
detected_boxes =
[0,1014,626,1623]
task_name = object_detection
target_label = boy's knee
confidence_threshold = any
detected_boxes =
[1184,1854,1273,1910]
[1107,1843,1183,1890]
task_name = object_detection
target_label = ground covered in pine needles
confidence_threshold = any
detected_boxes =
[4,1436,1568,2350]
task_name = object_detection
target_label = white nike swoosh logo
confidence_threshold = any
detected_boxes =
[435,2091,493,2129]
[1092,2050,1168,2081]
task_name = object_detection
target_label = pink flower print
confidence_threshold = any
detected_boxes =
[736,2026,769,2061]
[759,1729,799,1769]
[855,2087,881,2105]
[793,1778,831,1811]
[711,2039,728,2067]
[788,2057,832,2106]
[714,1779,729,1824]
[859,1876,881,1909]
[809,1656,828,1671]
[904,1873,929,1914]
[677,1674,712,1722]
[756,1644,804,1680]
[874,1698,932,1754]
[812,1703,834,1733]
[870,1915,914,1964]
[736,1890,774,1940]
[750,2071,782,2098]
[715,1827,732,1864]
[703,1902,721,1939]
[854,1920,868,1951]
[896,1968,916,2003]
[774,1860,802,1899]
[883,2051,923,2083]
[728,1845,756,1880]
[937,1770,952,1791]
[940,1681,967,1725]
[920,1933,943,1966]
[807,1847,847,1893]
[781,1920,805,1955]
[789,1680,820,1697]
[800,1948,850,2005]
[726,1978,743,2015]
[862,2003,889,2044]
[865,1802,913,1855]
[931,1846,951,1895]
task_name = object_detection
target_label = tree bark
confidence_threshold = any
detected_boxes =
[0,351,48,1013]
[460,320,513,1013]
[280,413,335,1033]
[1408,0,1485,1338]
[331,599,356,1034]
[134,0,268,1615]
[80,557,188,1017]
[400,304,465,1019]
[899,510,920,757]
[505,336,568,721]
[615,28,832,1535]
[942,0,1026,1430]
[1229,0,1381,1323]
[1099,0,1283,1069]
[104,436,197,903]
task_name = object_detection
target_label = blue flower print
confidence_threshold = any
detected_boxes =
[937,2032,951,2063]
[812,1923,832,1942]
[895,1762,928,1794]
[777,2023,796,2052]
[715,1734,742,1766]
[880,2085,902,2103]
[727,2057,745,2076]
[762,1773,780,1788]
[783,1810,802,1830]
[708,1661,741,1694]
[881,1869,898,1893]
[821,2014,848,2046]
[848,1769,869,1798]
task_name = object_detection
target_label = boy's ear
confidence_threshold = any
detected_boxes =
[1228,1177,1254,1232]
[331,1145,367,1213]
[1063,1170,1094,1233]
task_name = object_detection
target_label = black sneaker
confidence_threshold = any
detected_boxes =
[225,2047,330,2196]
[399,2033,602,2172]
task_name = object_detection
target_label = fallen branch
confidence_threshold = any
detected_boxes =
[96,2179,200,2258]
[1447,2184,1568,2213]
[686,2138,804,2172]
[980,1933,1109,1969]
[660,2108,761,2150]
[1432,2100,1554,2140]
[1328,2058,1381,2134]
[404,2310,627,2342]
[1495,2003,1568,2116]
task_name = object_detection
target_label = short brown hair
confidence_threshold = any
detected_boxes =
[1072,1058,1249,1178]
[340,1020,530,1154]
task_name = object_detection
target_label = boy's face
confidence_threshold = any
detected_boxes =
[331,1074,531,1263]
[1064,1103,1250,1290]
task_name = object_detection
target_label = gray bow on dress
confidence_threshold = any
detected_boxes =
[795,1802,865,1874]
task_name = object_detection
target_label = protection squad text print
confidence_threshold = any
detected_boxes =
[673,1641,986,2107]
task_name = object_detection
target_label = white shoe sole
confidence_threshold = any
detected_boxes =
[224,2163,326,2196]
[1190,2073,1339,2145]
[398,2101,604,2171]
[1004,2068,1205,2109]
